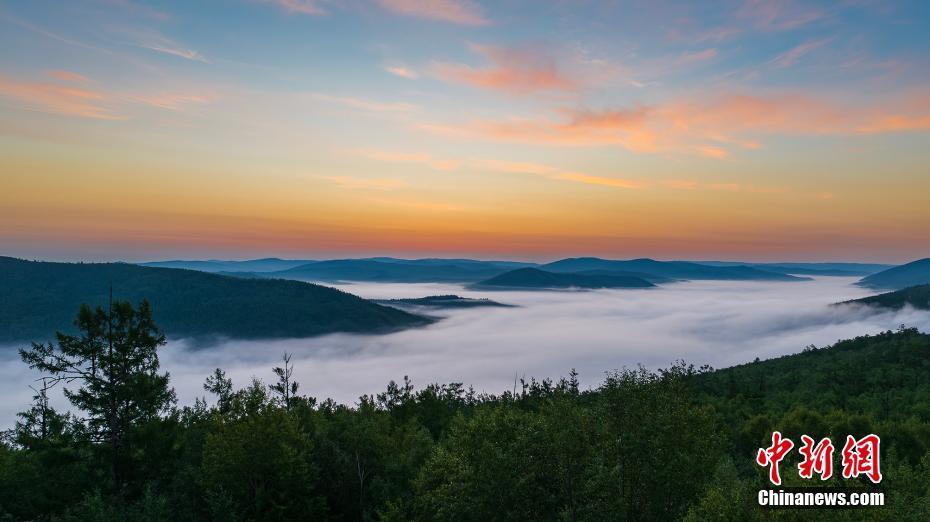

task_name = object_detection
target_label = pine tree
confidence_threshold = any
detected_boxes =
[19,298,175,492]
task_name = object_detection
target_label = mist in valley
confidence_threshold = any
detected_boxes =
[2,276,928,428]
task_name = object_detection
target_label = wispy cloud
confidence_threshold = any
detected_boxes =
[737,0,826,31]
[46,70,92,84]
[433,44,576,94]
[477,160,641,189]
[131,94,212,111]
[356,149,459,170]
[675,48,718,66]
[0,75,121,120]
[262,0,328,15]
[319,175,407,190]
[139,39,208,62]
[383,65,418,79]
[309,92,417,112]
[770,39,829,67]
[377,0,489,26]
[425,93,930,157]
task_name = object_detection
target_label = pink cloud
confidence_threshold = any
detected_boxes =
[383,65,418,79]
[131,94,212,111]
[433,44,577,94]
[425,92,930,157]
[46,70,91,84]
[377,0,489,26]
[0,75,121,120]
[357,149,459,170]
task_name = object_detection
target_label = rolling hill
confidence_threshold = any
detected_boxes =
[141,258,316,273]
[541,257,808,281]
[472,268,655,290]
[0,257,430,343]
[374,295,514,310]
[252,259,519,283]
[842,284,930,310]
[697,261,891,276]
[857,258,930,290]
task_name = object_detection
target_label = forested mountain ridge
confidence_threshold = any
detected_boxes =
[0,257,430,343]
[541,257,808,281]
[842,284,930,310]
[473,267,656,289]
[857,258,930,290]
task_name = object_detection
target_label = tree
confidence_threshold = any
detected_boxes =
[270,353,299,411]
[19,299,175,492]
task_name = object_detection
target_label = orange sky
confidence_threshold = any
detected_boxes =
[1,1,929,262]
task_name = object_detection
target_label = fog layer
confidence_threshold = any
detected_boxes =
[2,277,928,428]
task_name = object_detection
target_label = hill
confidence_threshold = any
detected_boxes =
[374,295,514,310]
[257,259,516,283]
[857,258,930,290]
[842,284,930,310]
[141,258,316,273]
[541,257,807,281]
[0,257,430,343]
[698,261,891,276]
[472,267,655,289]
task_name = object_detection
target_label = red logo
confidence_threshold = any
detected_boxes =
[756,431,794,485]
[756,433,881,485]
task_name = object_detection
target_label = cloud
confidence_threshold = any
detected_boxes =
[319,175,407,190]
[770,39,829,67]
[477,159,640,189]
[356,149,459,170]
[0,75,121,120]
[46,70,91,84]
[309,92,417,112]
[264,0,328,15]
[376,0,489,26]
[737,0,825,31]
[131,94,212,111]
[6,277,925,427]
[383,65,418,79]
[425,92,930,157]
[676,48,718,66]
[433,44,576,94]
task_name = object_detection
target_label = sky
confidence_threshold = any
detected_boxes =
[1,0,929,263]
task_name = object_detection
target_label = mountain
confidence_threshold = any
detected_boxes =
[857,258,930,290]
[255,259,517,283]
[0,257,430,343]
[541,257,807,281]
[363,257,536,269]
[473,268,655,290]
[697,261,892,276]
[374,295,514,310]
[141,258,316,273]
[842,284,930,310]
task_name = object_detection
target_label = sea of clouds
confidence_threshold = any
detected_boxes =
[2,276,929,428]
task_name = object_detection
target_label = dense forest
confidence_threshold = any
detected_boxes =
[0,257,428,343]
[844,284,930,310]
[1,301,928,521]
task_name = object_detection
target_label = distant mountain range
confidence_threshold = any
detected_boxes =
[856,259,930,290]
[696,261,892,276]
[136,256,918,286]
[472,268,656,290]
[0,257,429,343]
[540,258,807,282]
[843,284,930,311]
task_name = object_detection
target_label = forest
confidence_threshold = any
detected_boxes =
[1,300,928,521]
